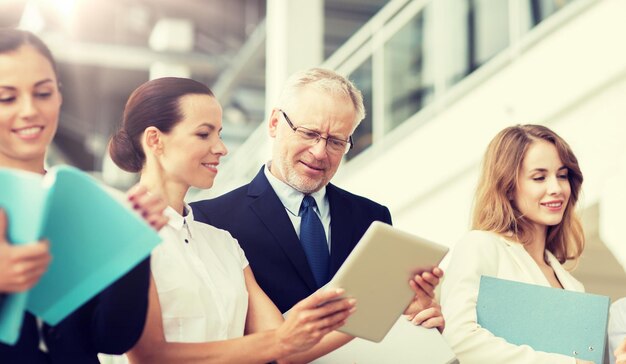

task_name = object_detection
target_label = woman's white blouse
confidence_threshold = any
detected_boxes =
[151,205,249,343]
[441,230,584,364]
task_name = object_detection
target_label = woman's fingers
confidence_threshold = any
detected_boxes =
[615,338,626,364]
[309,300,356,331]
[411,269,442,298]
[414,316,445,333]
[126,184,169,230]
[126,183,148,201]
[276,289,356,356]
[292,293,355,328]
[12,240,51,262]
[409,306,445,332]
[294,288,345,309]
[409,276,434,299]
[0,237,52,292]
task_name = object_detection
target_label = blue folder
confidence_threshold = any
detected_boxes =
[477,275,610,364]
[0,166,161,344]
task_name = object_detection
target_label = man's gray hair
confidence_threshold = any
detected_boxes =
[277,68,366,125]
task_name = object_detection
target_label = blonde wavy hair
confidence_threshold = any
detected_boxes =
[472,124,584,264]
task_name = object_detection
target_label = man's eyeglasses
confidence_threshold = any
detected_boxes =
[279,109,353,155]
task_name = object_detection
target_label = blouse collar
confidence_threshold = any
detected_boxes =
[164,203,194,231]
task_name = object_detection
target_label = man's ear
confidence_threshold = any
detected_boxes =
[268,108,280,138]
[142,126,163,155]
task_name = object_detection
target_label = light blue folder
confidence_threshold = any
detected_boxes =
[0,169,48,345]
[0,166,161,344]
[477,275,610,364]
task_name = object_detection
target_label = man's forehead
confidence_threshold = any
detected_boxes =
[287,87,352,111]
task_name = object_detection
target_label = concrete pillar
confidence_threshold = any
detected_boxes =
[148,18,194,79]
[265,0,324,111]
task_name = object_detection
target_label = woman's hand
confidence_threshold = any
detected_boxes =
[406,302,444,333]
[275,288,356,357]
[615,337,626,364]
[403,267,445,332]
[0,209,51,293]
[126,184,168,231]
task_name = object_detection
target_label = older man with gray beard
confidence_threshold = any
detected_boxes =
[191,68,443,332]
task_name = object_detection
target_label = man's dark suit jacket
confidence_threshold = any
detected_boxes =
[191,167,392,313]
[0,258,150,364]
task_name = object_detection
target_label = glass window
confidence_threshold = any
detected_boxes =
[444,0,510,87]
[382,6,434,133]
[521,0,576,32]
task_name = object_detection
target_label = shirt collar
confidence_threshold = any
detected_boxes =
[164,203,194,231]
[264,162,327,217]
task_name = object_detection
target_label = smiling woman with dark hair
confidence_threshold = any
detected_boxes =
[109,77,361,364]
[0,28,168,363]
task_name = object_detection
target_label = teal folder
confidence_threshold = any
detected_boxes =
[0,166,161,344]
[477,276,609,364]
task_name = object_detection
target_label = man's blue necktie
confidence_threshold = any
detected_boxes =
[299,195,330,288]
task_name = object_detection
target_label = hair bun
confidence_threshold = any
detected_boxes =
[109,128,143,172]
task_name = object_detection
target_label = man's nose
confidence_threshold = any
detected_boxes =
[308,138,328,159]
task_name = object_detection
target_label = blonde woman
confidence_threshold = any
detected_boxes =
[441,124,591,364]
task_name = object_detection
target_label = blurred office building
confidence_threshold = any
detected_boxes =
[3,1,626,360]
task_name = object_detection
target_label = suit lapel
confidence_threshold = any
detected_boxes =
[247,168,318,291]
[505,241,551,286]
[506,241,580,290]
[327,184,353,277]
[547,252,583,291]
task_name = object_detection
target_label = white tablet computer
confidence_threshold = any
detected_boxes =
[325,221,449,342]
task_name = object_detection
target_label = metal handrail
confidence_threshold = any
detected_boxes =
[188,0,593,201]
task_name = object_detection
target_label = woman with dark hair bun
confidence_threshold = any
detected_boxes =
[112,77,360,364]
[109,76,215,173]
[0,28,168,363]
